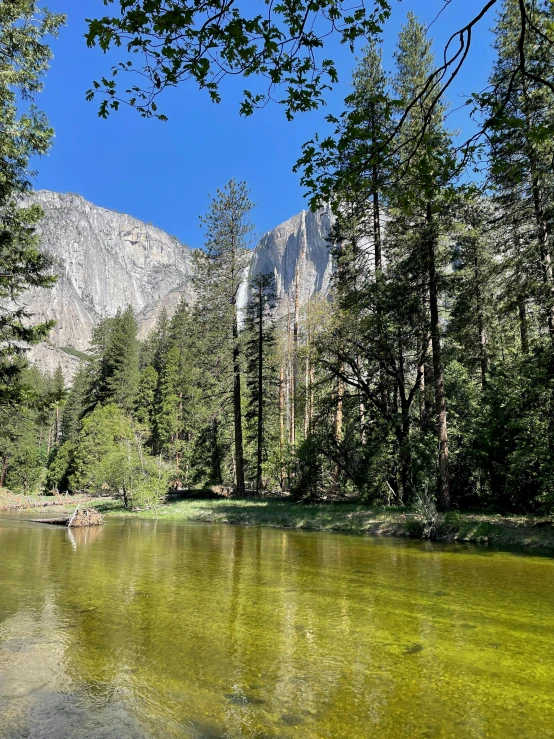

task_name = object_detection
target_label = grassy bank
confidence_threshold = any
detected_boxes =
[3,490,554,550]
[0,489,101,512]
[96,498,554,549]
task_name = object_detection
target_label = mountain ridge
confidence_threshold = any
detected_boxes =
[22,190,334,379]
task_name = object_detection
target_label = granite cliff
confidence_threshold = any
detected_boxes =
[250,206,334,306]
[22,191,333,379]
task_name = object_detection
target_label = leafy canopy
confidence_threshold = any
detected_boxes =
[85,0,391,120]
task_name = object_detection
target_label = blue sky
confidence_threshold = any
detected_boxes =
[34,0,496,247]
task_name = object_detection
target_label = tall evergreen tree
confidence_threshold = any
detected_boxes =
[390,13,459,509]
[0,2,64,403]
[153,345,180,461]
[244,273,278,493]
[195,180,255,495]
[481,0,554,341]
[85,307,140,413]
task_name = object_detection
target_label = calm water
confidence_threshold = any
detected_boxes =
[1,515,553,738]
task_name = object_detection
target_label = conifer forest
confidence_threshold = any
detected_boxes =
[1,0,554,520]
[4,2,554,737]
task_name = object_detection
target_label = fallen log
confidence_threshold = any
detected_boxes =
[30,517,70,525]
[30,506,103,528]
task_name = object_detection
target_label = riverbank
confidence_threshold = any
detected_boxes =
[0,490,101,512]
[101,498,554,549]
[3,490,554,550]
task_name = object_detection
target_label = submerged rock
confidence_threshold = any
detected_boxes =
[404,644,425,655]
[280,713,304,726]
[224,692,265,706]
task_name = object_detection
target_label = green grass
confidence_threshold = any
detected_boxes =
[3,490,554,550]
[94,498,409,532]
[92,497,554,549]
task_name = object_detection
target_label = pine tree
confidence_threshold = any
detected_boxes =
[0,2,64,402]
[390,13,458,509]
[153,345,180,461]
[106,306,140,412]
[0,366,62,492]
[136,365,158,426]
[168,299,203,485]
[195,180,255,495]
[85,307,140,413]
[244,273,278,493]
[61,367,88,443]
[481,0,554,341]
[449,200,497,389]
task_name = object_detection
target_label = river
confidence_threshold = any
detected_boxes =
[0,513,553,738]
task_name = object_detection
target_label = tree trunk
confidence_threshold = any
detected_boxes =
[418,334,432,430]
[396,331,409,501]
[518,297,529,354]
[291,266,299,447]
[256,283,263,494]
[396,410,411,504]
[304,353,310,438]
[370,123,388,417]
[286,300,293,448]
[371,102,382,274]
[427,202,450,510]
[211,418,223,485]
[373,188,382,271]
[310,364,315,430]
[279,365,285,489]
[514,235,529,354]
[473,250,488,388]
[420,270,433,431]
[334,369,343,491]
[478,316,488,389]
[232,311,245,496]
[0,455,8,487]
[530,174,554,339]
[304,300,311,439]
[521,82,554,340]
[335,375,343,442]
[357,355,367,445]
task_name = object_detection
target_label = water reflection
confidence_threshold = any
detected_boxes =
[0,516,554,737]
[66,523,104,551]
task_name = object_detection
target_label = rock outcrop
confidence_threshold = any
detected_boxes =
[22,191,334,380]
[22,191,195,376]
[250,206,334,307]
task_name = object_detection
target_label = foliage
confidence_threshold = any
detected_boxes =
[50,403,173,508]
[0,366,66,493]
[0,1,64,402]
[5,4,554,519]
[85,0,391,120]
[85,306,140,413]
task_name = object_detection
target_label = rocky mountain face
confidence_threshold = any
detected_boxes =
[22,191,333,379]
[250,207,334,307]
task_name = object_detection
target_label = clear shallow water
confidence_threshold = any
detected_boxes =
[0,514,554,738]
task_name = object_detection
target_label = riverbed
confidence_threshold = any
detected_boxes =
[1,513,553,738]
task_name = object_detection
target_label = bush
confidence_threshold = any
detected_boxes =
[47,404,174,508]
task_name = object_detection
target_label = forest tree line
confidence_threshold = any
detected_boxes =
[1,1,553,514]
